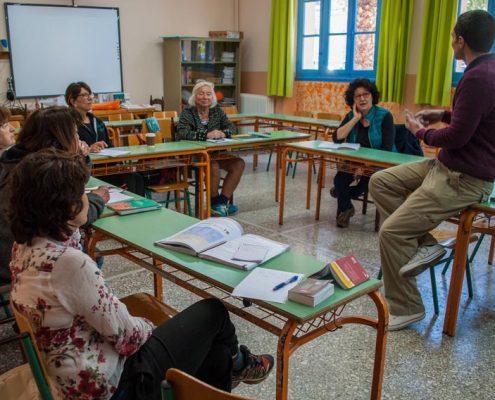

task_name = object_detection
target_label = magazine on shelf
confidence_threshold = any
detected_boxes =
[154,218,289,270]
[318,142,360,151]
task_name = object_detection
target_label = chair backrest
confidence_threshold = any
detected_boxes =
[154,111,178,118]
[394,124,424,156]
[221,106,238,115]
[120,112,134,120]
[107,114,122,122]
[315,112,343,121]
[294,110,313,118]
[150,95,165,111]
[9,120,21,129]
[161,368,255,400]
[11,301,54,400]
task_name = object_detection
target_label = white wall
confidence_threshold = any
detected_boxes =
[0,0,236,104]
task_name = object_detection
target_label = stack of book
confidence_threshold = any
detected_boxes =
[288,279,334,306]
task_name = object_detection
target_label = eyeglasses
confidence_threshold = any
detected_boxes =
[78,92,94,99]
[354,92,371,100]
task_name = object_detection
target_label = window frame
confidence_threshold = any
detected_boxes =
[296,0,382,82]
[452,0,495,86]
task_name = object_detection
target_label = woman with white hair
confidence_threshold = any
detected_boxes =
[177,81,245,217]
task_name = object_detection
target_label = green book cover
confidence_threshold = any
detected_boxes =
[108,198,161,215]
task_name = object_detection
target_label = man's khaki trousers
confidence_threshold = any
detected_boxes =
[369,159,493,316]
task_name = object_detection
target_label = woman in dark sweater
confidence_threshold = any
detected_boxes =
[177,81,245,217]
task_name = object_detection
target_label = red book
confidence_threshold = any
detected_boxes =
[329,255,369,289]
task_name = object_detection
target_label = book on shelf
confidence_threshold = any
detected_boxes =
[154,217,289,270]
[318,142,361,151]
[288,278,334,307]
[107,198,162,215]
[327,255,369,289]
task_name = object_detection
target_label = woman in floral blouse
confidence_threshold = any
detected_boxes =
[9,149,273,400]
[177,81,245,217]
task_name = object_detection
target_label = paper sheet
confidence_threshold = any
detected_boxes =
[318,142,360,150]
[97,149,131,157]
[232,268,303,303]
[107,190,134,204]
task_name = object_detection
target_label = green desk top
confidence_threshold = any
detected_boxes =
[90,142,205,161]
[288,140,428,166]
[180,130,310,149]
[104,119,144,128]
[92,208,381,322]
[174,113,340,128]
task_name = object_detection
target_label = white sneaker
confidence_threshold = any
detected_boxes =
[399,244,446,278]
[389,312,425,331]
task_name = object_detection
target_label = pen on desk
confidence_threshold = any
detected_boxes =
[272,275,299,291]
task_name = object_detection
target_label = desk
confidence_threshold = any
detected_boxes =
[93,107,155,120]
[278,141,427,225]
[90,142,211,219]
[104,119,145,146]
[87,208,388,400]
[227,113,340,138]
[444,197,495,336]
[184,130,311,202]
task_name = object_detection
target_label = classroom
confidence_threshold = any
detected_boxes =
[0,1,494,399]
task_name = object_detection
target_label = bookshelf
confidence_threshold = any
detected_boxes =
[162,36,241,113]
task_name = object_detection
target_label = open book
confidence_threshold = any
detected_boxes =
[154,218,289,270]
[318,142,360,151]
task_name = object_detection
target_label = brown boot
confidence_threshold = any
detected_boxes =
[336,205,355,228]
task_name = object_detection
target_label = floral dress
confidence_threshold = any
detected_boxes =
[10,232,154,399]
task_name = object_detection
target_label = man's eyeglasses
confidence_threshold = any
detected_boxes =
[78,93,94,99]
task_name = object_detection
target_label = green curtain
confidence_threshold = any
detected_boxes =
[267,0,294,97]
[375,0,414,103]
[414,0,459,105]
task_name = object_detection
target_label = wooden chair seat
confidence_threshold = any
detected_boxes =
[146,181,189,193]
[162,368,255,400]
[431,228,479,249]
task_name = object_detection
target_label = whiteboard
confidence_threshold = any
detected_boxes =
[5,4,123,98]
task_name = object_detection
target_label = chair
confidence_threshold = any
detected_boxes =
[154,111,178,119]
[11,301,54,400]
[120,112,134,121]
[0,363,42,400]
[161,368,254,400]
[120,292,177,325]
[107,113,122,122]
[315,112,343,120]
[150,95,165,111]
[9,120,21,129]
[294,110,313,118]
[221,106,238,115]
[136,119,192,215]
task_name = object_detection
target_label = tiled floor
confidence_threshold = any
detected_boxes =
[2,154,494,399]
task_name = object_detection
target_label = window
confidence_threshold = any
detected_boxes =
[452,0,495,85]
[296,0,382,81]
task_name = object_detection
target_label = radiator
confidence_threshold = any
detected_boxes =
[240,93,274,114]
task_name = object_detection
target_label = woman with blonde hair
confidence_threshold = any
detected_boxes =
[177,81,245,217]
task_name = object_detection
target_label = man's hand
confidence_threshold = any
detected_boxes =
[405,110,424,135]
[90,141,108,153]
[414,109,444,127]
[206,130,226,139]
[91,186,110,203]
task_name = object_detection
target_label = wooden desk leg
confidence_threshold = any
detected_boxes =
[306,156,312,209]
[315,158,325,220]
[279,148,289,225]
[368,290,389,400]
[204,153,211,218]
[153,258,163,301]
[275,146,281,202]
[443,208,477,336]
[276,320,297,400]
[86,230,105,260]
